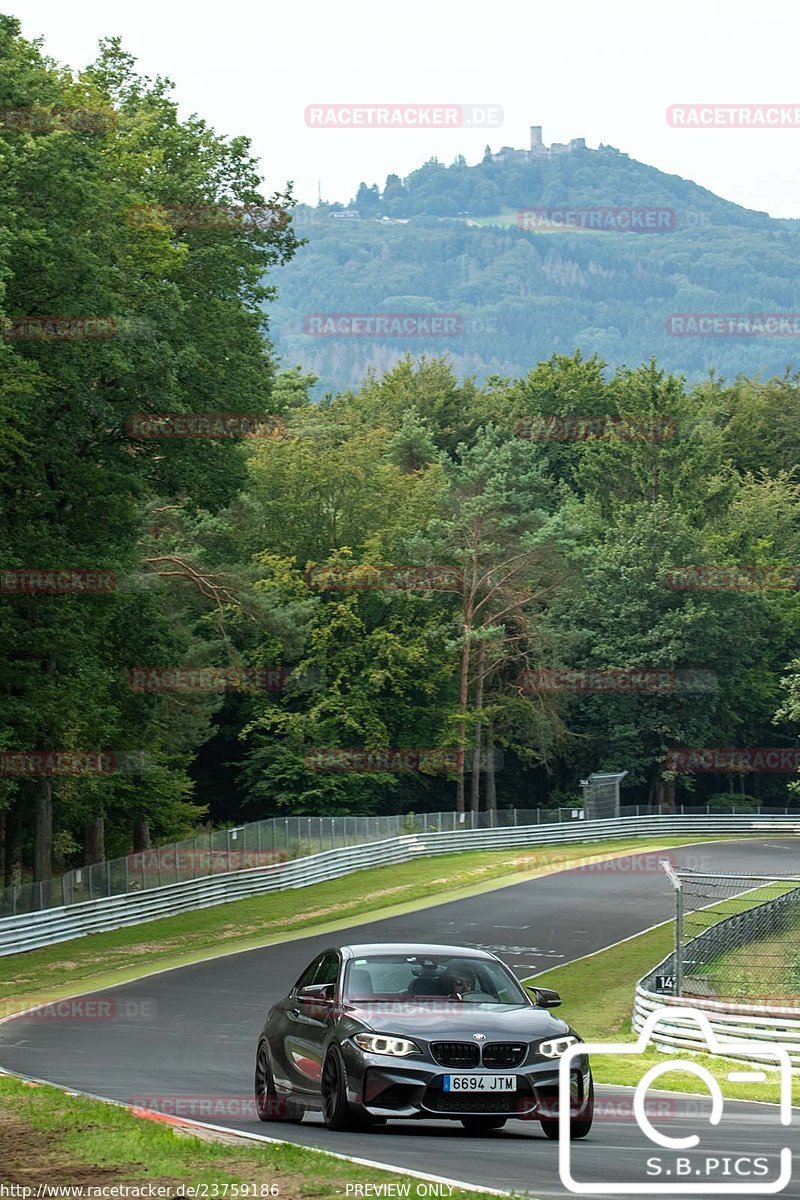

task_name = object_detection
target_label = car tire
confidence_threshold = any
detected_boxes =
[321,1047,367,1131]
[255,1041,304,1123]
[460,1117,507,1133]
[539,1079,594,1141]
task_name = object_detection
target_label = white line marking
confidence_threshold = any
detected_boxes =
[0,1066,510,1195]
[728,1070,767,1083]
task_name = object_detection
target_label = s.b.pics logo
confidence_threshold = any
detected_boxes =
[558,1007,792,1195]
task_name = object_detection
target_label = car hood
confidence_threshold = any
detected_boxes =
[341,1001,570,1040]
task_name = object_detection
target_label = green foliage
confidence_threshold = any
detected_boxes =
[705,795,761,813]
[2,17,800,881]
[0,18,298,873]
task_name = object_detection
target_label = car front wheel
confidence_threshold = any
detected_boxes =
[255,1041,304,1123]
[321,1047,368,1131]
[539,1079,594,1140]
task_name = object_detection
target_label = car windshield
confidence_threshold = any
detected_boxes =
[343,953,528,1005]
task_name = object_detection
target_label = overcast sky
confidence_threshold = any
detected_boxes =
[8,0,800,217]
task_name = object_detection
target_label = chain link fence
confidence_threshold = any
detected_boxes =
[2,797,792,920]
[0,804,608,918]
[659,865,800,1005]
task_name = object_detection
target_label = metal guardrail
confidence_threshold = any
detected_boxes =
[633,986,800,1069]
[634,880,800,1068]
[0,805,595,917]
[2,813,799,958]
[4,801,794,918]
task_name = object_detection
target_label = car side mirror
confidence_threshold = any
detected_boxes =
[298,983,335,1003]
[525,985,562,1008]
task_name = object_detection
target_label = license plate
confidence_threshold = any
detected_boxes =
[443,1074,517,1092]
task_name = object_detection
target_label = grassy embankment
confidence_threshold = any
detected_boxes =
[0,1072,506,1198]
[0,835,737,1010]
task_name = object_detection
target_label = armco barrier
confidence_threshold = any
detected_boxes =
[633,985,800,1069]
[634,882,800,1068]
[1,814,799,958]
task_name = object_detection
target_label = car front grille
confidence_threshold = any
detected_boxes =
[481,1042,527,1068]
[425,1091,520,1114]
[431,1041,480,1068]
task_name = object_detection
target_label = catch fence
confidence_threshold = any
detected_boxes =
[0,803,635,917]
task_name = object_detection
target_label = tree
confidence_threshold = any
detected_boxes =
[0,20,299,878]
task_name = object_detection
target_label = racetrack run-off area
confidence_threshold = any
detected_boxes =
[1,839,798,1198]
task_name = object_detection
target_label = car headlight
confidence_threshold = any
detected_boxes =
[352,1032,420,1057]
[538,1035,581,1058]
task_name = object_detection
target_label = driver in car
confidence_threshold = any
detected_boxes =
[450,966,495,1002]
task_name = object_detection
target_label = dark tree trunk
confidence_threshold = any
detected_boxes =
[33,658,57,884]
[485,719,497,821]
[661,774,676,813]
[3,801,21,888]
[84,815,105,865]
[470,641,487,817]
[34,777,53,881]
[456,633,471,814]
[132,818,151,852]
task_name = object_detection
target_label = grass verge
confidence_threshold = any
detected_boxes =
[527,926,800,1107]
[709,925,800,999]
[0,1073,503,1199]
[0,836,727,1011]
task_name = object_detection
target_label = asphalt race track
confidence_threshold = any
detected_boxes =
[1,838,798,1198]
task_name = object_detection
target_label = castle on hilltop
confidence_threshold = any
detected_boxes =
[484,126,587,164]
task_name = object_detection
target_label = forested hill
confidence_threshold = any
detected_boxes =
[269,143,800,394]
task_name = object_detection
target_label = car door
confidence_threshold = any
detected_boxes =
[269,953,324,1094]
[283,951,341,1097]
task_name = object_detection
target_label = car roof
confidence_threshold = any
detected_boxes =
[340,943,497,960]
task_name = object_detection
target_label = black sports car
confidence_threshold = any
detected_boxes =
[254,942,593,1135]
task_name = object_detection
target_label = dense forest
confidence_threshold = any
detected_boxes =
[270,149,800,394]
[2,16,800,889]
